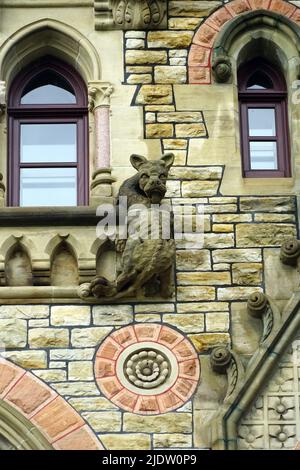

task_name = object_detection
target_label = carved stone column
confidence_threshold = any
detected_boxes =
[88,82,116,206]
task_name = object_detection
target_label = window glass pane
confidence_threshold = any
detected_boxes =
[20,168,77,207]
[247,71,273,90]
[21,124,77,163]
[250,141,278,170]
[248,108,276,137]
[21,71,76,104]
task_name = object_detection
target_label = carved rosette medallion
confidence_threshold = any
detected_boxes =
[94,323,200,414]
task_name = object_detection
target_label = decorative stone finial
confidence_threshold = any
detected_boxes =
[280,237,300,266]
[247,291,268,318]
[212,55,232,83]
[210,346,232,374]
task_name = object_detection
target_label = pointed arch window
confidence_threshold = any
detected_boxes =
[8,57,88,206]
[238,59,291,177]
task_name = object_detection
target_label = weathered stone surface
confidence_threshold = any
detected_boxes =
[193,355,227,410]
[169,50,188,58]
[71,327,112,348]
[158,112,202,123]
[68,361,93,381]
[264,248,300,301]
[0,319,27,348]
[177,286,215,301]
[163,139,187,149]
[136,85,173,105]
[169,167,222,180]
[166,180,181,197]
[92,305,133,325]
[2,351,47,369]
[134,303,174,314]
[146,123,173,138]
[176,123,206,137]
[189,333,230,353]
[212,249,262,263]
[153,433,192,448]
[50,349,95,360]
[240,197,295,212]
[204,233,234,248]
[135,314,161,322]
[125,31,146,39]
[145,105,175,112]
[169,17,201,30]
[236,224,296,247]
[100,434,151,450]
[82,412,121,432]
[231,303,261,355]
[49,361,66,369]
[182,181,219,197]
[123,413,192,433]
[213,263,230,271]
[177,302,229,313]
[155,66,187,84]
[126,39,145,49]
[232,263,262,285]
[68,397,118,411]
[170,58,186,66]
[163,314,204,333]
[126,50,167,65]
[169,1,221,17]
[177,271,230,285]
[29,328,69,348]
[52,382,99,397]
[176,249,211,271]
[127,74,152,84]
[148,31,194,48]
[28,319,49,327]
[212,214,252,223]
[212,224,233,233]
[51,306,91,326]
[0,305,49,319]
[33,369,66,382]
[206,312,229,332]
[218,287,262,301]
[204,204,237,214]
[254,213,296,223]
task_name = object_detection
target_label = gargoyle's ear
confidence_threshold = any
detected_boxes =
[130,154,147,171]
[160,152,174,170]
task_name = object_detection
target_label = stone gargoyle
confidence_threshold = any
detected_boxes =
[79,152,175,300]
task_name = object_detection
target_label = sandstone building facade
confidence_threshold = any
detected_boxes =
[0,0,300,451]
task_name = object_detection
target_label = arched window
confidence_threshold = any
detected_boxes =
[8,56,88,206]
[238,59,290,178]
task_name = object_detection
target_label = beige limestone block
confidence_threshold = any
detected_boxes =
[254,213,296,223]
[148,31,193,48]
[92,305,133,325]
[177,302,229,313]
[29,328,69,348]
[0,319,27,348]
[68,361,94,381]
[126,39,145,49]
[146,123,174,138]
[2,350,47,369]
[100,434,151,450]
[157,112,202,123]
[51,306,91,326]
[236,223,296,247]
[134,304,174,314]
[176,249,211,271]
[182,181,219,197]
[212,214,252,223]
[177,286,215,301]
[163,313,204,333]
[71,327,112,348]
[136,85,173,105]
[33,369,66,382]
[168,17,201,30]
[232,263,262,285]
[163,139,187,149]
[189,333,230,353]
[68,397,118,412]
[203,204,237,214]
[153,433,192,448]
[169,1,221,17]
[126,66,152,73]
[82,412,121,432]
[240,197,296,213]
[0,305,49,319]
[52,382,100,397]
[212,224,234,233]
[155,66,187,84]
[169,167,222,180]
[204,233,234,249]
[206,312,229,332]
[176,123,206,137]
[123,413,192,433]
[127,74,153,84]
[212,249,262,263]
[218,287,262,301]
[177,271,230,285]
[135,314,161,322]
[126,50,167,65]
[50,349,95,361]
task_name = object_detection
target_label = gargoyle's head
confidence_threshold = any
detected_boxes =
[130,153,175,204]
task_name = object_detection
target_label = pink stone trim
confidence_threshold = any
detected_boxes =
[188,0,300,84]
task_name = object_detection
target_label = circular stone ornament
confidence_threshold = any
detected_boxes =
[94,323,200,414]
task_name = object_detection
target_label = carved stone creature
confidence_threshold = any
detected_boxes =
[89,153,175,299]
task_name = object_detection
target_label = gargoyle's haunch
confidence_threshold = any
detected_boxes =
[84,153,175,299]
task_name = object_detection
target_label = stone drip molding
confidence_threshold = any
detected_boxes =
[207,288,300,449]
[0,357,103,450]
[94,323,200,414]
[94,0,167,30]
[188,0,300,84]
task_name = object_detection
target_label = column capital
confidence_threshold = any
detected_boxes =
[88,81,114,112]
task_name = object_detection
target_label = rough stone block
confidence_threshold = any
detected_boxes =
[29,328,69,348]
[51,306,91,326]
[126,50,167,65]
[177,286,215,301]
[92,305,133,325]
[232,263,262,285]
[82,412,121,432]
[182,181,219,197]
[155,66,187,84]
[236,223,296,247]
[146,123,174,138]
[100,434,151,450]
[71,327,112,348]
[123,413,192,433]
[136,85,173,105]
[148,31,193,48]
[176,123,206,137]
[0,319,27,348]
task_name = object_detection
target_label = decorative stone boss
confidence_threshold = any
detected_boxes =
[80,152,175,300]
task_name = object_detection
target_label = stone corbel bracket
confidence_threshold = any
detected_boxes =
[211,51,232,84]
[94,0,167,30]
[280,237,300,266]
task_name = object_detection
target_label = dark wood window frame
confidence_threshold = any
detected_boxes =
[8,56,89,206]
[238,59,291,178]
